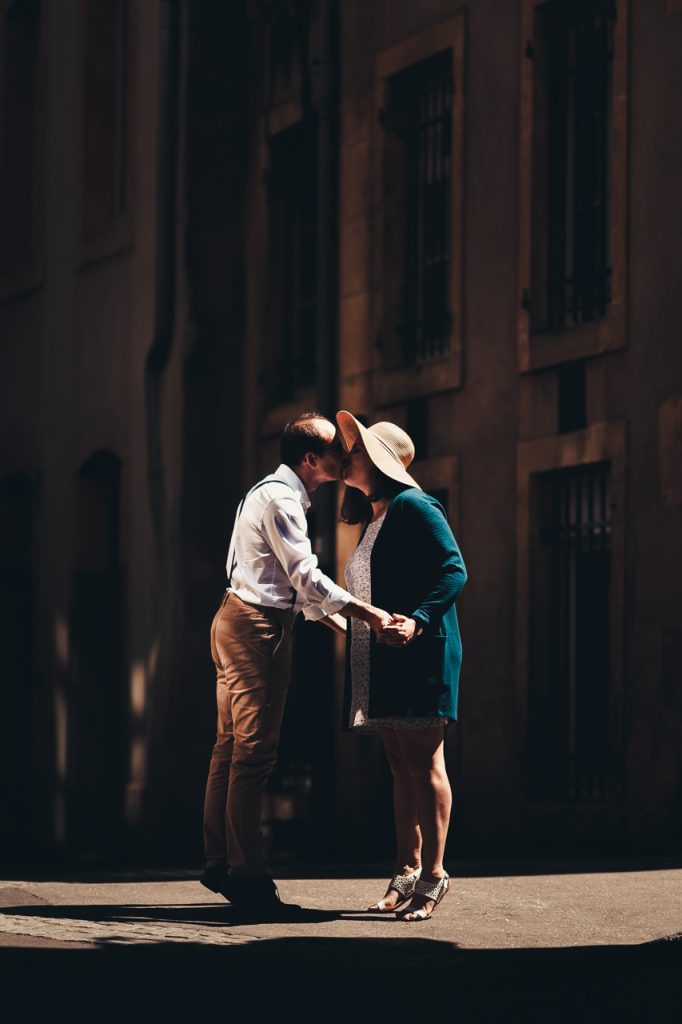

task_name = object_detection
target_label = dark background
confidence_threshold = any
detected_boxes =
[0,0,681,871]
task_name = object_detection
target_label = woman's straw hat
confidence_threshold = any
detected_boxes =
[336,410,421,490]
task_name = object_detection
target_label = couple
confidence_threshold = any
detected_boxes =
[201,411,467,921]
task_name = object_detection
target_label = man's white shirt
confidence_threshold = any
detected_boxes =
[226,464,352,621]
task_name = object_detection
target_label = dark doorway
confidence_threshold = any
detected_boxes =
[67,451,125,859]
[0,473,34,860]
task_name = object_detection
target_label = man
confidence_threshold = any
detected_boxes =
[201,412,391,914]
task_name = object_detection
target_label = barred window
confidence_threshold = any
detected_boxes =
[528,462,614,801]
[389,50,453,365]
[531,0,615,333]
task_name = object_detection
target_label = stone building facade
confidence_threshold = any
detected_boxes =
[1,0,681,866]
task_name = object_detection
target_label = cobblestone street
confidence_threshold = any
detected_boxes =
[1,863,680,1020]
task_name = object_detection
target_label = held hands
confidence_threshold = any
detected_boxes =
[367,607,394,636]
[378,612,417,647]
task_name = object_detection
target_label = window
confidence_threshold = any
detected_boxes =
[534,1,614,333]
[558,360,587,433]
[372,15,465,403]
[0,0,42,285]
[517,422,626,805]
[81,0,129,242]
[518,0,628,370]
[529,463,613,799]
[390,51,453,366]
[266,118,318,400]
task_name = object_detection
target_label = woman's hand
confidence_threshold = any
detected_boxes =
[379,613,417,647]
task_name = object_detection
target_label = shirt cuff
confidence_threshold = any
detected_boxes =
[303,586,352,621]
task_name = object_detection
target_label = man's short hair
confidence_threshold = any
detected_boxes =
[280,412,333,468]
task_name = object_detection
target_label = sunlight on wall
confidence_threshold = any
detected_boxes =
[126,661,147,825]
[125,639,158,825]
[130,662,146,717]
[53,615,69,844]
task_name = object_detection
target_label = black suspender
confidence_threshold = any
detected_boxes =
[226,477,298,607]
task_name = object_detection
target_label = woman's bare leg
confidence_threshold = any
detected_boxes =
[367,728,421,911]
[396,726,451,920]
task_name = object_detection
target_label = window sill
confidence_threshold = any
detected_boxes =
[373,354,461,406]
[519,308,626,372]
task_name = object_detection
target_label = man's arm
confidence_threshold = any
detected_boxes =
[338,599,392,634]
[261,498,392,634]
[319,612,347,636]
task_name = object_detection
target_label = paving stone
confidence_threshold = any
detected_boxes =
[0,910,259,947]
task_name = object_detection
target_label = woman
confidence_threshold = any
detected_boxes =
[336,410,467,922]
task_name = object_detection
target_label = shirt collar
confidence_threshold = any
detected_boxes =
[274,463,311,511]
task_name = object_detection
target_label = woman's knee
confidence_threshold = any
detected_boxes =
[406,756,449,784]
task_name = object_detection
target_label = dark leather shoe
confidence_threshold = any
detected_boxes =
[200,865,233,901]
[228,875,302,916]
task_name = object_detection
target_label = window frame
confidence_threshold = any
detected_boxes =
[516,420,626,802]
[518,0,629,372]
[253,5,317,441]
[371,14,465,405]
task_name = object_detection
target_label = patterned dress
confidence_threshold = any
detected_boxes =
[344,513,444,733]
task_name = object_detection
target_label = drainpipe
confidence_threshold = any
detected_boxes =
[311,0,339,858]
[140,0,180,852]
[313,0,339,573]
[145,0,180,548]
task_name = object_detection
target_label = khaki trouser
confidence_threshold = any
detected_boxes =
[203,591,295,877]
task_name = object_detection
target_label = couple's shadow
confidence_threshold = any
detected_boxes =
[1,901,341,927]
[1,900,409,927]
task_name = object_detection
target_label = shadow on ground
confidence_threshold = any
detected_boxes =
[0,922,679,1022]
[0,900,339,926]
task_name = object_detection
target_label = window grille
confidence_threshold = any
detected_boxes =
[530,461,615,801]
[391,50,453,365]
[535,0,615,331]
[552,463,612,799]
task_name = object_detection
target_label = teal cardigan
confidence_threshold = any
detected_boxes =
[343,488,467,725]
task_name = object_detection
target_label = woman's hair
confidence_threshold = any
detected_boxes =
[339,470,408,525]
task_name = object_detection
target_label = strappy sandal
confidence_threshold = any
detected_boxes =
[397,872,450,921]
[367,867,422,913]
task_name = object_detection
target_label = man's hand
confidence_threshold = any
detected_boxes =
[366,606,394,637]
[379,613,417,647]
[339,599,392,636]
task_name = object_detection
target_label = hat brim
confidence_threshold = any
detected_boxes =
[336,410,421,490]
